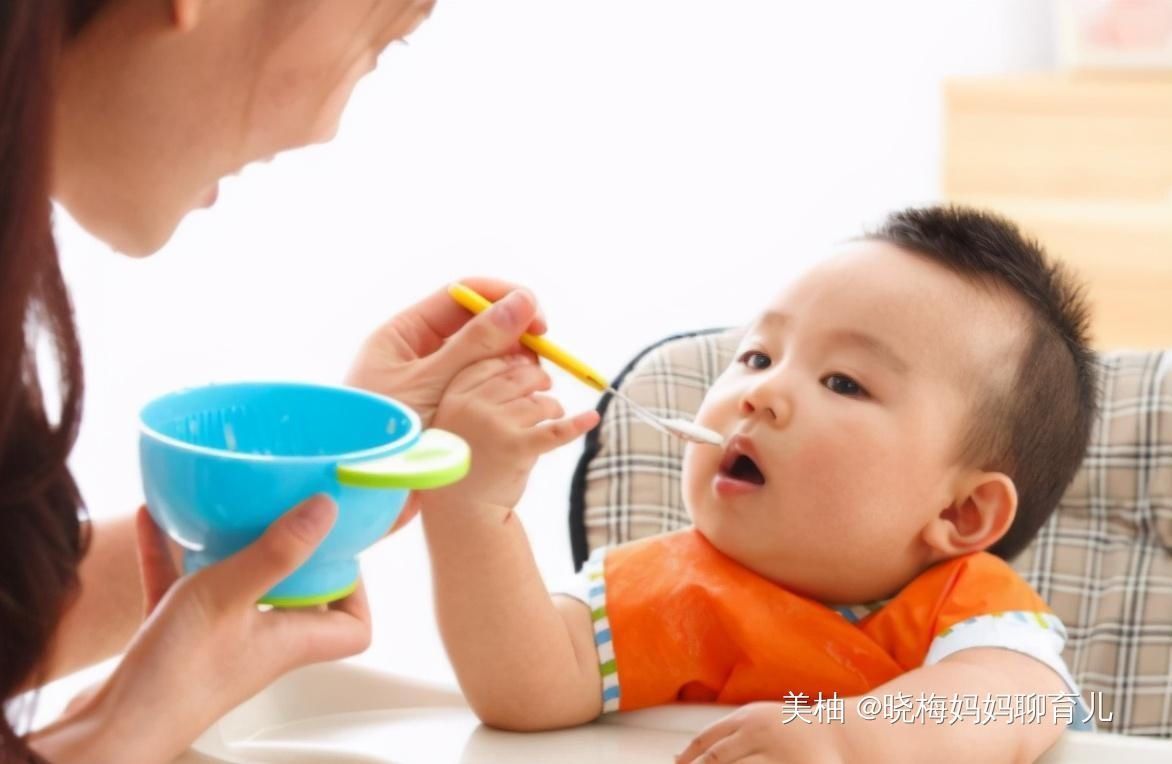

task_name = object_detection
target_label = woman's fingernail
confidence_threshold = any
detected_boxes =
[291,495,336,537]
[491,290,534,328]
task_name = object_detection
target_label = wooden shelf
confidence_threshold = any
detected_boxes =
[943,75,1172,349]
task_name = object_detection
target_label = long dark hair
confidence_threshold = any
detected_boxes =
[1,1,104,760]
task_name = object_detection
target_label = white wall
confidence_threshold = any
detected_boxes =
[56,0,1054,686]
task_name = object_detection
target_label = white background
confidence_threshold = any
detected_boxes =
[52,0,1054,701]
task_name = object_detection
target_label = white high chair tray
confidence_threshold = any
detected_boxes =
[173,663,1172,763]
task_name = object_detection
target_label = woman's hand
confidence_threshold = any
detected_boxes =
[346,277,546,428]
[32,499,371,764]
[346,277,548,532]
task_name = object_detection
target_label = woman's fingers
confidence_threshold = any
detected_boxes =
[345,280,547,429]
[328,577,370,619]
[426,288,543,385]
[269,580,373,665]
[135,506,179,616]
[407,277,547,345]
[201,494,338,607]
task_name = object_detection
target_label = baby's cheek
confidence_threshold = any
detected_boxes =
[788,440,890,521]
[785,436,866,496]
[680,449,709,518]
[693,396,727,430]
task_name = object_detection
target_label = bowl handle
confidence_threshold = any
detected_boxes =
[336,429,470,489]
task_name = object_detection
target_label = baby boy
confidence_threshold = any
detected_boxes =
[418,206,1097,763]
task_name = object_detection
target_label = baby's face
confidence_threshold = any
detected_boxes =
[682,240,1024,604]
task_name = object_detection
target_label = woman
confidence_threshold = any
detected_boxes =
[2,1,574,761]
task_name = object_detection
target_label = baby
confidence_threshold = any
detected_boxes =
[419,206,1098,763]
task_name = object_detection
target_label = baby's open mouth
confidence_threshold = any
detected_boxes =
[719,445,766,486]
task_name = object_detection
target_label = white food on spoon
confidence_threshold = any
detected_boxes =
[662,418,724,446]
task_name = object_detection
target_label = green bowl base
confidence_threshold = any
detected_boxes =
[259,577,359,608]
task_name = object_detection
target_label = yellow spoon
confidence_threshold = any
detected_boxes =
[447,283,723,447]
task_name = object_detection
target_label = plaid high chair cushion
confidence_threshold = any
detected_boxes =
[568,329,1172,737]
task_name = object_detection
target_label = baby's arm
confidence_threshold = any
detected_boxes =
[420,354,602,730]
[679,648,1068,763]
[840,648,1068,762]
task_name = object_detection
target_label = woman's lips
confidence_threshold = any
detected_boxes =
[198,182,219,208]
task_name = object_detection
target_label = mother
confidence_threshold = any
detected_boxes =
[1,2,550,761]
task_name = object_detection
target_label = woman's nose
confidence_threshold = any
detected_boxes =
[739,373,792,426]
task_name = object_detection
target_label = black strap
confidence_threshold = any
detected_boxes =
[567,328,729,570]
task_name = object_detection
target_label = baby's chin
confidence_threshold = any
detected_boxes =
[690,520,906,605]
[780,567,909,607]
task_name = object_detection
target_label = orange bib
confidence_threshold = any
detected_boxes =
[596,529,1051,711]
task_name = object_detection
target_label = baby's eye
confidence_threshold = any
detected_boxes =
[738,350,772,370]
[822,373,868,398]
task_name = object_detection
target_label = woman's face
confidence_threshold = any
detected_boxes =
[54,0,435,255]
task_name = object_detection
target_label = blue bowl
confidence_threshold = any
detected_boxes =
[139,382,469,606]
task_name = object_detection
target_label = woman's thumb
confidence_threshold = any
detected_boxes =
[203,494,338,605]
[433,289,539,372]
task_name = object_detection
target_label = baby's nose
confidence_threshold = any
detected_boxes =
[740,383,792,426]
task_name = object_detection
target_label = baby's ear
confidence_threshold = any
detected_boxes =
[921,472,1017,558]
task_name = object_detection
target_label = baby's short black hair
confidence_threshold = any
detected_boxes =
[868,205,1098,560]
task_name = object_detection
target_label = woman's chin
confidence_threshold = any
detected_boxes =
[102,210,186,258]
[115,185,217,256]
